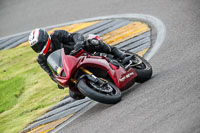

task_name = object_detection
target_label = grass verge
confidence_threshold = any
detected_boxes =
[0,46,68,133]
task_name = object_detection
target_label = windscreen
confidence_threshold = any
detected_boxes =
[47,49,62,74]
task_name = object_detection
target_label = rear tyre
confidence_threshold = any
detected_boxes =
[131,54,153,83]
[77,78,121,104]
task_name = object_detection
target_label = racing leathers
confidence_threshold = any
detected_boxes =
[37,30,126,85]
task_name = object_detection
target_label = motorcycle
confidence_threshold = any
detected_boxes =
[47,40,152,104]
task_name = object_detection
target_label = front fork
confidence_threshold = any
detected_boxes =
[70,67,107,85]
[70,67,94,84]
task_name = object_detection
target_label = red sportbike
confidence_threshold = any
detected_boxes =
[47,48,152,104]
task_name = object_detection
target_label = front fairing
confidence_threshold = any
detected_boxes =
[55,49,80,86]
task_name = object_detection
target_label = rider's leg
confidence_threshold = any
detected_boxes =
[84,39,131,65]
[99,42,132,65]
[111,46,126,60]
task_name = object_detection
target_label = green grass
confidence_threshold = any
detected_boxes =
[0,76,24,113]
[0,46,68,133]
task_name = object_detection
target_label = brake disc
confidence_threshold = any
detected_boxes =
[89,81,113,93]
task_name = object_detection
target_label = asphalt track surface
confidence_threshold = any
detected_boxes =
[1,0,200,133]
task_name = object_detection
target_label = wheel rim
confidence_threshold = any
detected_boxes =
[134,62,146,69]
[87,81,118,96]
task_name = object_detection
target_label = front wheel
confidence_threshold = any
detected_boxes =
[131,54,153,83]
[77,78,121,104]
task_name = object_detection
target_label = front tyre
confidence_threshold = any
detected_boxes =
[77,78,121,104]
[131,54,153,83]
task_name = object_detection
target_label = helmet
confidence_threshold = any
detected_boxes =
[28,28,51,55]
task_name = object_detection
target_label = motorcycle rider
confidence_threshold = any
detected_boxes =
[28,28,129,99]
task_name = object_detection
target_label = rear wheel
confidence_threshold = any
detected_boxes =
[131,54,152,83]
[77,78,121,104]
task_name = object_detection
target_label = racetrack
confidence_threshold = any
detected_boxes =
[1,0,200,133]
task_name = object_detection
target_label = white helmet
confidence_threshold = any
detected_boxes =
[29,28,51,55]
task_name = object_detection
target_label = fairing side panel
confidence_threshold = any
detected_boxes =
[78,56,137,89]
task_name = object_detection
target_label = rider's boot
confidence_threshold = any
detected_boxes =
[111,47,134,65]
[111,47,126,60]
[121,55,135,65]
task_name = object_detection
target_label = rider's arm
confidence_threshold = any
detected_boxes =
[37,54,56,83]
[51,30,85,54]
[51,30,84,44]
[51,30,74,44]
[69,33,85,55]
